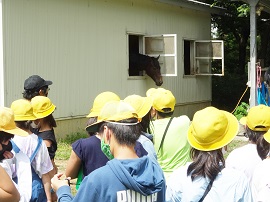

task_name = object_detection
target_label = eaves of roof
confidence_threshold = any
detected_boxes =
[155,0,227,15]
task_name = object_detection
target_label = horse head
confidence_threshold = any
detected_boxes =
[145,55,163,86]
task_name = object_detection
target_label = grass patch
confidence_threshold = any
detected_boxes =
[55,142,72,160]
[55,132,89,161]
[55,132,88,195]
[58,131,88,145]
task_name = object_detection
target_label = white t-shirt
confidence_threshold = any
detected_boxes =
[226,143,262,183]
[13,133,53,177]
[252,159,270,202]
[166,163,252,202]
[0,152,32,202]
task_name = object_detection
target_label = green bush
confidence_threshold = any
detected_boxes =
[55,142,72,160]
[56,131,89,160]
[233,102,249,120]
[58,131,88,145]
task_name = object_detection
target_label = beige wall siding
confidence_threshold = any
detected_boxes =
[3,0,211,124]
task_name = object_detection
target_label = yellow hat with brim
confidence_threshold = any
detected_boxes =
[239,105,270,132]
[86,100,138,133]
[146,87,166,97]
[188,106,238,151]
[124,95,152,118]
[86,92,120,118]
[146,88,175,113]
[11,99,36,121]
[31,96,56,119]
[0,107,28,137]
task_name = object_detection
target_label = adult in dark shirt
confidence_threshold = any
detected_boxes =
[23,75,52,100]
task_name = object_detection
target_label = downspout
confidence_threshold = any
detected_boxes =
[0,0,4,106]
[249,1,259,107]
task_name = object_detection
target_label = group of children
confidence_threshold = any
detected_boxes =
[1,74,270,201]
[0,75,57,202]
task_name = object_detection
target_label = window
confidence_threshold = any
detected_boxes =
[128,34,144,77]
[129,35,141,54]
[184,39,224,76]
[144,34,177,76]
[184,40,195,75]
[128,33,177,77]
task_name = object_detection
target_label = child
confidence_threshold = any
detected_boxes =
[11,99,53,201]
[31,96,58,177]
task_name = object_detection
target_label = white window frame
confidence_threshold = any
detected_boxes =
[194,40,224,76]
[143,34,177,76]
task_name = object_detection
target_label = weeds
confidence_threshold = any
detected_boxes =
[58,131,88,144]
[55,132,88,160]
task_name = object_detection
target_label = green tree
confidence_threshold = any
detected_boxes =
[207,1,251,111]
[210,1,250,74]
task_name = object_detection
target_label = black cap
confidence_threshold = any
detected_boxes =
[24,75,53,91]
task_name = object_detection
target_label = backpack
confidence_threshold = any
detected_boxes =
[12,137,47,202]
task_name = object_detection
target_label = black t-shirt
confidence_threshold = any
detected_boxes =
[33,128,57,159]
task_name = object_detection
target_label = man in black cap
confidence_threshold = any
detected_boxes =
[23,75,53,100]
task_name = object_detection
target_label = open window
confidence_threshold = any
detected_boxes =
[128,34,144,77]
[144,34,177,76]
[128,33,177,77]
[184,40,224,76]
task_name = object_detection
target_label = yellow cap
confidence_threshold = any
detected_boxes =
[11,99,36,121]
[188,106,238,151]
[31,96,56,119]
[86,100,138,132]
[240,105,270,131]
[146,87,166,97]
[86,92,120,118]
[0,107,28,136]
[124,95,152,118]
[146,88,175,113]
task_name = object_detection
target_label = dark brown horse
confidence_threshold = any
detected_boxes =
[129,53,163,86]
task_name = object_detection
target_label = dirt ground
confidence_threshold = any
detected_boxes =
[55,159,66,175]
[54,159,77,195]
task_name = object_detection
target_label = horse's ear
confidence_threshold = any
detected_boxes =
[156,55,160,60]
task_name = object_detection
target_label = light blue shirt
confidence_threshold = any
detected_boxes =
[166,163,252,202]
[138,132,157,162]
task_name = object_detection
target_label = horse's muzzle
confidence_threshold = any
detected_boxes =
[155,80,163,86]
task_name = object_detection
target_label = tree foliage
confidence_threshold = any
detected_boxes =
[207,1,270,111]
[209,0,270,69]
[209,0,250,74]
